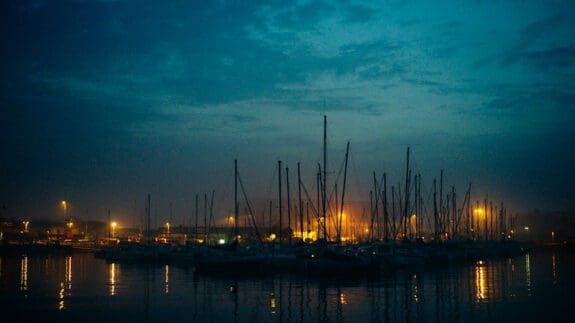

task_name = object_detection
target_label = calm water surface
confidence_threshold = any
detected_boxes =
[1,250,573,322]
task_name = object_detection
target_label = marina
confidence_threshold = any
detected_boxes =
[1,250,572,322]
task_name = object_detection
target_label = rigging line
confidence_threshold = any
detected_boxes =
[237,172,263,244]
[300,181,330,239]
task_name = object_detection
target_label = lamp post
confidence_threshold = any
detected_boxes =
[111,222,117,238]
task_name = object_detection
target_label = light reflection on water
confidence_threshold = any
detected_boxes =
[0,251,573,322]
[109,263,117,296]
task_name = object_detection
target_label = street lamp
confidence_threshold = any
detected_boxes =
[111,222,117,237]
[61,200,68,217]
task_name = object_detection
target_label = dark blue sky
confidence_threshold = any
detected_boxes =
[1,0,574,226]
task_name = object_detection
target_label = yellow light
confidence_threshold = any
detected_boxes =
[339,292,348,305]
[473,208,485,216]
[22,221,30,233]
[269,233,276,241]
[111,222,117,228]
[67,222,73,229]
[218,238,226,245]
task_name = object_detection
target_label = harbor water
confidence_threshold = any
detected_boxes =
[0,250,573,322]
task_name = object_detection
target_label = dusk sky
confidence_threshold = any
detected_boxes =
[1,0,574,226]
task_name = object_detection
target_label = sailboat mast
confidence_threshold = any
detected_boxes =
[383,173,389,242]
[286,166,291,245]
[146,194,151,244]
[373,172,379,240]
[297,162,304,241]
[195,194,199,242]
[323,115,327,241]
[403,147,410,240]
[234,159,239,240]
[278,160,283,245]
[338,141,350,244]
[433,179,438,240]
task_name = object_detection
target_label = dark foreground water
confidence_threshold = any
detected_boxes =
[0,250,573,322]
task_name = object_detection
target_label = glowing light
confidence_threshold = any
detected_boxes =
[475,263,487,302]
[109,263,116,296]
[269,233,277,241]
[67,221,73,229]
[339,292,348,305]
[270,293,277,315]
[59,282,65,310]
[218,238,226,245]
[20,256,28,292]
[524,226,529,231]
[164,265,169,294]
[473,208,485,217]
[22,221,30,233]
[111,222,117,237]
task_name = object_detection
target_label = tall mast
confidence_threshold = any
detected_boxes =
[413,174,418,240]
[108,209,111,241]
[234,159,239,240]
[297,162,304,241]
[383,173,389,242]
[208,190,214,242]
[323,115,327,241]
[451,186,456,239]
[484,195,488,241]
[433,179,438,240]
[286,166,291,245]
[278,160,283,245]
[403,147,410,240]
[439,170,443,235]
[204,193,207,242]
[316,165,321,241]
[269,200,272,237]
[373,172,379,240]
[418,174,422,239]
[489,200,493,240]
[369,190,374,241]
[146,194,151,244]
[391,185,396,239]
[466,184,471,240]
[195,194,199,242]
[338,141,350,244]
